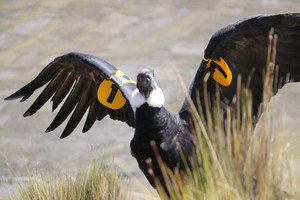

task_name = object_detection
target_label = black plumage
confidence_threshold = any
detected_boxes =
[131,104,194,190]
[130,69,194,192]
[5,13,300,194]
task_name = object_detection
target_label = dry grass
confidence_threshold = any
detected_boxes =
[11,158,130,200]
[154,29,298,199]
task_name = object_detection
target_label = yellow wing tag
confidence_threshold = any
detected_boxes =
[97,79,126,110]
[97,69,136,110]
[203,57,232,86]
[110,69,136,86]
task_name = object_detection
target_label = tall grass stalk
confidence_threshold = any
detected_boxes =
[156,30,297,199]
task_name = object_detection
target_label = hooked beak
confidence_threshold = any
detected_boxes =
[137,69,157,98]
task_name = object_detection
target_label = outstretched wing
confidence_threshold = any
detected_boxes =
[5,52,136,138]
[180,13,300,121]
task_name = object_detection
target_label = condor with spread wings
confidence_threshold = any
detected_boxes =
[5,13,300,192]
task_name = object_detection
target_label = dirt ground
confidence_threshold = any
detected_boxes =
[1,0,300,199]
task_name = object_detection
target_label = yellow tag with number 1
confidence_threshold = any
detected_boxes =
[203,57,232,86]
[97,79,126,110]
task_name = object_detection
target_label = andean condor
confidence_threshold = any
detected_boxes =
[5,13,300,193]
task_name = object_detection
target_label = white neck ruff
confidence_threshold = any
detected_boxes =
[131,87,165,108]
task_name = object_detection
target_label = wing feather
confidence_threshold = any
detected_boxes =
[45,76,86,132]
[52,71,76,111]
[22,63,62,102]
[97,105,109,121]
[23,69,70,116]
[60,77,93,138]
[82,84,100,133]
[5,52,136,138]
[180,13,300,122]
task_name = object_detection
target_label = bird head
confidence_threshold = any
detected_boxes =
[137,69,157,98]
[131,68,165,108]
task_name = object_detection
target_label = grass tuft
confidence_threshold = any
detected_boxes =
[11,158,130,200]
